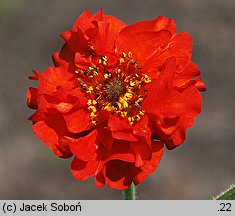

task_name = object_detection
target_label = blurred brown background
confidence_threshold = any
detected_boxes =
[0,0,234,199]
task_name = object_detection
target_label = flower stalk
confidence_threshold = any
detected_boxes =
[124,183,136,200]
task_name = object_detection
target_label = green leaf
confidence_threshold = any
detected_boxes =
[213,184,235,200]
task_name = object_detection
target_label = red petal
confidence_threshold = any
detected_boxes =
[64,109,91,133]
[88,18,125,54]
[95,171,106,188]
[32,120,71,158]
[53,47,73,67]
[115,16,175,38]
[38,66,76,95]
[130,140,152,167]
[108,115,137,141]
[55,102,73,114]
[145,32,192,73]
[108,115,130,131]
[74,52,92,70]
[111,130,138,142]
[165,117,195,149]
[104,160,138,190]
[173,61,201,90]
[195,77,206,92]
[144,57,184,118]
[109,140,135,163]
[61,28,90,55]
[71,157,98,181]
[97,126,113,150]
[155,16,176,34]
[72,9,93,32]
[27,87,38,109]
[133,141,164,185]
[32,121,57,150]
[116,30,172,67]
[180,85,202,116]
[67,130,98,161]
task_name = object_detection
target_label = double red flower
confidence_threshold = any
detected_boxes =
[27,9,206,189]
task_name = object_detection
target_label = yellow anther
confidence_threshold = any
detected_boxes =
[87,99,92,106]
[104,104,112,111]
[119,97,129,108]
[124,93,132,100]
[88,66,94,70]
[117,68,121,73]
[88,106,97,112]
[92,100,97,105]
[135,115,141,121]
[119,58,124,63]
[130,80,136,87]
[87,86,93,93]
[98,56,108,65]
[142,74,151,83]
[90,112,96,118]
[92,120,97,124]
[93,71,98,76]
[115,102,122,109]
[136,97,143,105]
[128,51,133,57]
[139,110,145,116]
[102,56,108,61]
[120,111,128,117]
[122,52,127,58]
[104,74,109,79]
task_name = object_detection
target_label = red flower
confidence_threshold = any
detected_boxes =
[27,9,206,189]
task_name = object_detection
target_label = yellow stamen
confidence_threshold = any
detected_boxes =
[122,52,127,58]
[119,58,124,63]
[128,51,133,57]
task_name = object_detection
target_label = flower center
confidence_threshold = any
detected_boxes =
[75,51,151,125]
[104,78,126,102]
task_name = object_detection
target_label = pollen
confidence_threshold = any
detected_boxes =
[104,73,111,79]
[119,58,125,64]
[75,50,152,126]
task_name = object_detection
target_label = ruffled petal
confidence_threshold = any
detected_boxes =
[165,117,194,149]
[109,140,135,163]
[155,16,176,34]
[27,87,38,109]
[195,77,206,91]
[64,109,91,133]
[115,16,175,38]
[67,130,98,161]
[108,115,130,131]
[32,120,72,158]
[103,160,139,190]
[116,30,172,67]
[145,32,192,73]
[72,9,93,32]
[133,140,164,185]
[38,65,76,95]
[71,157,99,181]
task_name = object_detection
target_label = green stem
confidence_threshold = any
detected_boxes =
[124,183,136,200]
[214,184,235,200]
